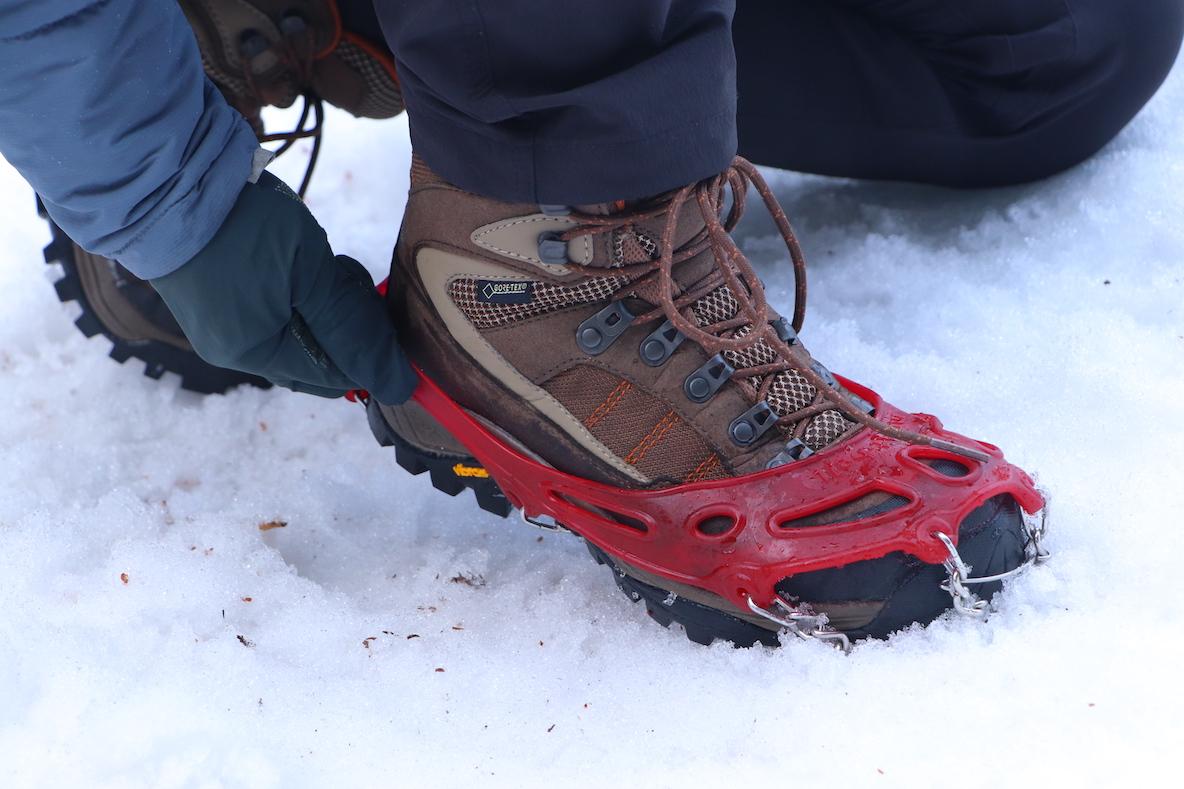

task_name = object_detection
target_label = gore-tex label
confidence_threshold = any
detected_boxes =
[475,279,534,304]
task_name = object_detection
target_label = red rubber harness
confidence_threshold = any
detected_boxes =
[399,369,1043,612]
[352,277,1043,611]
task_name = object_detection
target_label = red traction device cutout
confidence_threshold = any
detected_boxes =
[401,367,1044,614]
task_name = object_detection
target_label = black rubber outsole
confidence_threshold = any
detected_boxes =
[584,542,784,647]
[362,386,1027,649]
[365,397,513,517]
[38,199,270,396]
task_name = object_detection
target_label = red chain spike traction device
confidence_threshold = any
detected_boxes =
[354,383,1047,650]
[351,283,1049,650]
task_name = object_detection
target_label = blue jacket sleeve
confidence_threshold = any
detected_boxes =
[0,0,262,278]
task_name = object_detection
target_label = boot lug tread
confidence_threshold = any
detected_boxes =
[39,203,269,395]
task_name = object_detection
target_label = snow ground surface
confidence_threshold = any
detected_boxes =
[2,63,1183,789]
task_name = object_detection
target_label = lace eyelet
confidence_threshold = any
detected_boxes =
[771,317,798,346]
[729,401,777,447]
[684,353,734,403]
[639,319,685,367]
[575,302,635,355]
[766,438,814,468]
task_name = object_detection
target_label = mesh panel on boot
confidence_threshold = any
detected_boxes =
[327,37,404,118]
[638,419,728,484]
[450,277,628,330]
[544,366,723,483]
[691,285,855,447]
[803,410,852,450]
[768,369,816,415]
[571,378,674,462]
[722,325,777,369]
[691,285,739,325]
[611,228,660,266]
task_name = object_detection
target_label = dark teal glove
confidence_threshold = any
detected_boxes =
[151,171,415,404]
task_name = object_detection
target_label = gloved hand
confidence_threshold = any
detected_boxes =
[151,171,415,404]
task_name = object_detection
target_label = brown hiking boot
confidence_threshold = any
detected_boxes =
[368,155,1047,647]
[38,1,401,393]
[181,0,402,124]
[181,0,403,194]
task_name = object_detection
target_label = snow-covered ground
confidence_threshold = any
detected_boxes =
[2,60,1182,788]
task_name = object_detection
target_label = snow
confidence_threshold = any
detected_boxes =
[2,64,1183,789]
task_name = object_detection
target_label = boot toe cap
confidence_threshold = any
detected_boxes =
[777,494,1027,639]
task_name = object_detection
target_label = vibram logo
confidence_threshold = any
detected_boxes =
[475,279,534,304]
[452,463,490,478]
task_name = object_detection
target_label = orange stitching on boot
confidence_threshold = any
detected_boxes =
[585,381,632,428]
[684,454,721,483]
[625,411,680,466]
[691,452,715,483]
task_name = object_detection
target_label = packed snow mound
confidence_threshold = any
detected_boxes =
[2,67,1182,788]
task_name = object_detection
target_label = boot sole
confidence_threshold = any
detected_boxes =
[365,397,512,517]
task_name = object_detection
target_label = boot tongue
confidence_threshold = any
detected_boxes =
[574,196,703,270]
[566,195,722,319]
[567,185,859,455]
[595,195,859,456]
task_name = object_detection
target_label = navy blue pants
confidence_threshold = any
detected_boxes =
[356,0,1183,204]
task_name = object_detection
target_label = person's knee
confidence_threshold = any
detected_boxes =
[982,0,1182,185]
[1096,0,1181,96]
[1063,0,1182,151]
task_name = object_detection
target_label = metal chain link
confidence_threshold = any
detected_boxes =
[936,494,1051,618]
[746,596,853,652]
[521,495,1050,650]
[749,496,1050,647]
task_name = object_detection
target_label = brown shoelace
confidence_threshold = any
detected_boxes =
[559,156,990,463]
